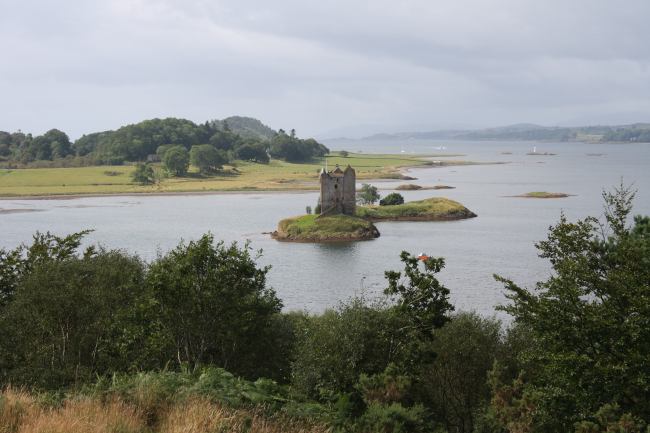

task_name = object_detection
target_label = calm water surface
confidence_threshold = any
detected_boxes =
[2,140,649,317]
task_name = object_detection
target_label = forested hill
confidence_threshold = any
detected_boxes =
[364,122,650,142]
[0,116,329,166]
[210,116,276,141]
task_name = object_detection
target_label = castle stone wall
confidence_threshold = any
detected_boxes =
[319,165,356,216]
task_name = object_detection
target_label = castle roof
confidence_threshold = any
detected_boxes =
[330,164,344,177]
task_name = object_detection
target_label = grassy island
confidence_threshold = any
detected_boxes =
[515,191,571,199]
[395,183,423,190]
[272,214,380,242]
[395,184,456,191]
[356,197,476,221]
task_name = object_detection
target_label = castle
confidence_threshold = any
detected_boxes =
[319,164,356,216]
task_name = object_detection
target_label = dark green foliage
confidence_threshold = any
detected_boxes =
[358,183,380,205]
[209,128,243,152]
[93,118,211,163]
[380,192,405,206]
[357,403,429,433]
[291,298,405,398]
[161,145,189,176]
[0,231,294,389]
[190,144,228,174]
[12,129,74,162]
[420,313,504,433]
[339,150,349,157]
[0,232,148,388]
[574,404,648,433]
[155,144,175,159]
[235,142,270,163]
[2,117,327,166]
[131,162,155,184]
[146,234,284,379]
[495,184,650,430]
[384,252,454,342]
[73,131,111,156]
[210,116,276,141]
[0,230,92,309]
[269,129,329,162]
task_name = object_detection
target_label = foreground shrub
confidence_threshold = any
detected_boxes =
[147,235,286,380]
[494,185,650,430]
[291,298,404,398]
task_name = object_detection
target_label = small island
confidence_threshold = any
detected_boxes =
[272,165,476,242]
[513,191,572,199]
[395,184,455,191]
[272,214,380,242]
[395,183,423,190]
[395,183,456,191]
[356,197,476,221]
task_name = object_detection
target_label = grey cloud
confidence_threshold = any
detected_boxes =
[1,0,649,138]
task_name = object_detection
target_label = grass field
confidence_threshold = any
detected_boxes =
[0,152,448,198]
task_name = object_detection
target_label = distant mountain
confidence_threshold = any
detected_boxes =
[362,123,650,143]
[210,116,276,141]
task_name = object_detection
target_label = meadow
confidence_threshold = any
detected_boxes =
[0,153,452,198]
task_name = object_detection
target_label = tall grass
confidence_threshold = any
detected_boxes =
[16,399,144,433]
[160,398,329,433]
[1,371,330,433]
[0,388,38,433]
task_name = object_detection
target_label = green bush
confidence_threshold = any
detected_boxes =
[380,192,405,206]
[131,162,155,184]
[291,298,404,398]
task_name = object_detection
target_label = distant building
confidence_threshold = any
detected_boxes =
[319,164,356,216]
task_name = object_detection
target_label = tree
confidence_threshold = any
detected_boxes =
[268,130,329,162]
[339,150,349,157]
[291,297,404,398]
[209,129,241,151]
[162,145,189,176]
[384,252,454,342]
[235,142,269,163]
[423,313,504,433]
[494,185,650,430]
[0,231,92,310]
[155,144,175,159]
[190,144,228,174]
[380,193,404,206]
[131,163,155,185]
[146,235,283,379]
[0,232,149,388]
[358,183,380,205]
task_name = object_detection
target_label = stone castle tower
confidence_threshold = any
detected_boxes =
[319,164,356,216]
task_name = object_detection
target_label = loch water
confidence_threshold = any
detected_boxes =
[2,139,649,318]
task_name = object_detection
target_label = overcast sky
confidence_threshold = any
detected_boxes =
[2,0,650,138]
